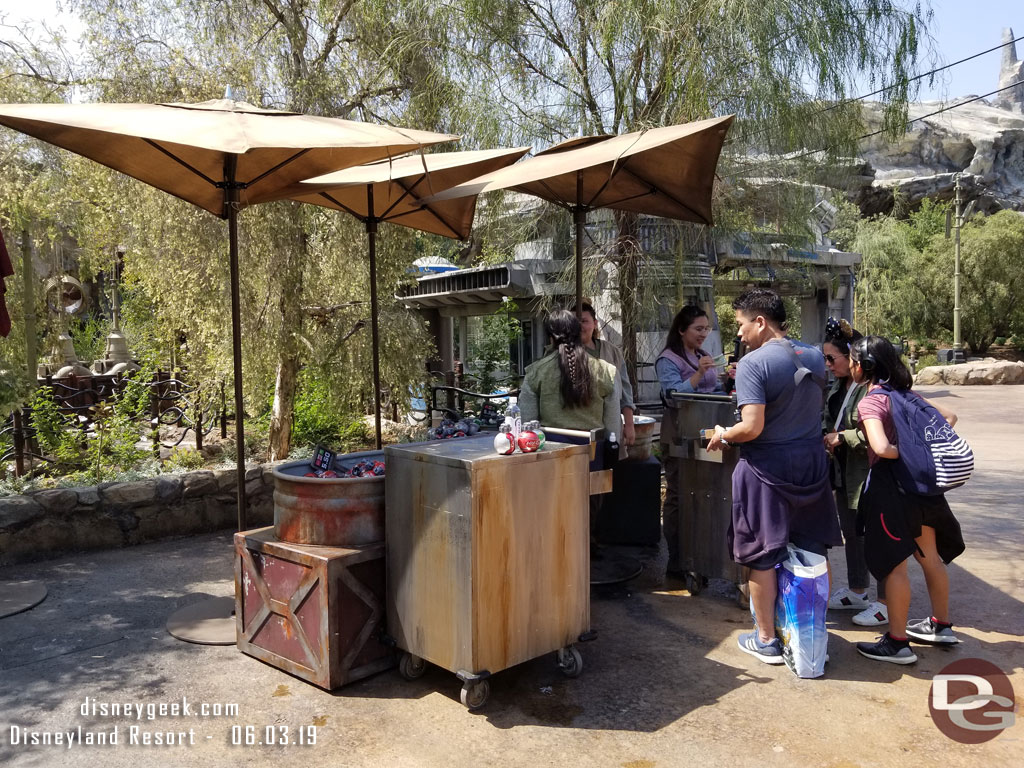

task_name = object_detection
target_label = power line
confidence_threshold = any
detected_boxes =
[733,78,1024,174]
[726,33,1024,147]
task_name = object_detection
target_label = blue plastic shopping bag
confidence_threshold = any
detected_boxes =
[775,544,830,678]
[750,543,830,678]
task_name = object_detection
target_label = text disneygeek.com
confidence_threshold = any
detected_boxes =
[4,696,318,750]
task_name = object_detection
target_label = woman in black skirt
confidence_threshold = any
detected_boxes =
[850,336,965,665]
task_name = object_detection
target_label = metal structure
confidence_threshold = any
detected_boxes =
[666,392,749,601]
[235,528,393,690]
[384,435,589,709]
[272,454,385,546]
[0,370,219,477]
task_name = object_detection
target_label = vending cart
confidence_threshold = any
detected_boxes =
[666,391,749,601]
[384,435,591,709]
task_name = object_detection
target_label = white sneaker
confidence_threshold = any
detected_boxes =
[828,587,870,610]
[852,601,889,627]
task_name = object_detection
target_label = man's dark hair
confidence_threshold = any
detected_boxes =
[732,288,787,329]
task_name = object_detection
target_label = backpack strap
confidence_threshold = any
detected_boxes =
[780,338,827,388]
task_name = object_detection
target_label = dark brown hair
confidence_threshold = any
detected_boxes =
[545,309,593,407]
[663,305,708,356]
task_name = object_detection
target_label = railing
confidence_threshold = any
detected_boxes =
[0,370,224,478]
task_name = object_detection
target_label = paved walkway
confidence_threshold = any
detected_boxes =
[1,385,1021,767]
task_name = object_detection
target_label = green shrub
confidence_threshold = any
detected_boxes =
[165,446,205,471]
[994,336,1007,346]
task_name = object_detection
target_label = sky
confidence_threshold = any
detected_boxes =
[1,0,1022,105]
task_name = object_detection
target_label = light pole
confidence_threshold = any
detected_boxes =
[951,174,974,363]
[953,174,962,357]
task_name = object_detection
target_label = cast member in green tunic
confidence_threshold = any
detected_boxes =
[520,309,619,439]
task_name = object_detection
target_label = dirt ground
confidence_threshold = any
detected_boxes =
[0,384,1021,767]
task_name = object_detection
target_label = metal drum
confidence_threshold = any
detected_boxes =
[624,415,656,461]
[272,451,385,546]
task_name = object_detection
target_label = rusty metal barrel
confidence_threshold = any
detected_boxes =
[272,451,385,546]
[624,415,656,461]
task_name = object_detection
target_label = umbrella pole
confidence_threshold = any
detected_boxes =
[366,185,383,450]
[225,156,247,530]
[574,171,585,317]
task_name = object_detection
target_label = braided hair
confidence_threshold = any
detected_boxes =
[823,317,863,355]
[545,309,593,408]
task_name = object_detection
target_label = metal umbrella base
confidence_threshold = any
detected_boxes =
[589,548,643,586]
[166,596,236,645]
[0,580,47,619]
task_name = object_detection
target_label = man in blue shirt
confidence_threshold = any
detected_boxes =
[707,289,841,664]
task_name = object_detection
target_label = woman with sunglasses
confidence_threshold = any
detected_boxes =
[821,319,886,626]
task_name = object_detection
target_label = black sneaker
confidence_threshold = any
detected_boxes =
[856,633,918,664]
[906,617,960,645]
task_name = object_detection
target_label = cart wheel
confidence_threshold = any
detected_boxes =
[685,573,705,595]
[460,679,490,710]
[556,646,583,678]
[398,652,427,681]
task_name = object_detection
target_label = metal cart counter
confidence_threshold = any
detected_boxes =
[384,435,590,709]
[666,392,749,600]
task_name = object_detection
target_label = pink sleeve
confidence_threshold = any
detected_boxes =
[857,392,890,423]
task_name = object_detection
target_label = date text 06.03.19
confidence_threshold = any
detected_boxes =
[231,724,317,747]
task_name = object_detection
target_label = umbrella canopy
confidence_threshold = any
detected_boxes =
[0,98,456,528]
[0,99,456,216]
[424,116,733,223]
[421,115,733,316]
[288,146,529,238]
[285,146,528,448]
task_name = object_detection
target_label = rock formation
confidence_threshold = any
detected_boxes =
[915,359,1024,386]
[995,27,1024,112]
[846,28,1024,216]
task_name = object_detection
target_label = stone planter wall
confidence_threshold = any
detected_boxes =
[0,464,277,566]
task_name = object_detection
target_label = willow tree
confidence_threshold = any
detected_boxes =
[28,0,463,458]
[442,0,933,384]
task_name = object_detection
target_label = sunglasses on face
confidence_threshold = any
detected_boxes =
[825,354,840,364]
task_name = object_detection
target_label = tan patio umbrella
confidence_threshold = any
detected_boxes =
[0,98,455,529]
[422,116,734,313]
[286,146,529,448]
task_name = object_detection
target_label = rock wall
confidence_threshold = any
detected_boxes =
[0,464,277,566]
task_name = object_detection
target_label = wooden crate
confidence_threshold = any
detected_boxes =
[234,527,394,690]
[384,436,590,677]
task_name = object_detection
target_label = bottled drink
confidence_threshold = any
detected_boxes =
[518,425,540,453]
[605,431,620,470]
[493,423,516,455]
[504,397,522,441]
[526,420,545,448]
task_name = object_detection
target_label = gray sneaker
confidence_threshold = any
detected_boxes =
[906,617,960,644]
[737,631,785,665]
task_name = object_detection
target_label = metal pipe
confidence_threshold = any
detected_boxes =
[367,184,383,450]
[574,172,585,317]
[225,154,247,530]
[21,229,37,381]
